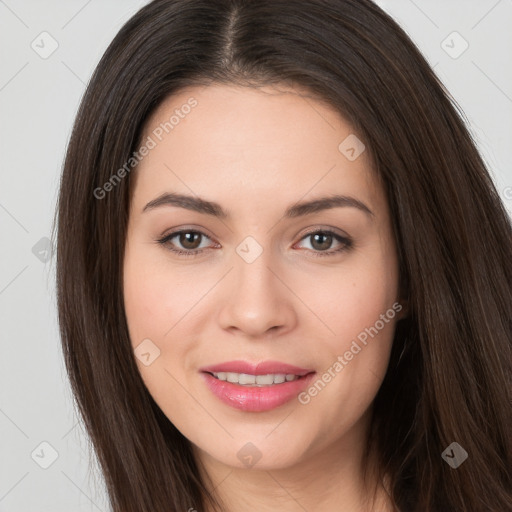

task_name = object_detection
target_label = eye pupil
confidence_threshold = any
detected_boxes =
[311,232,332,251]
[180,232,201,249]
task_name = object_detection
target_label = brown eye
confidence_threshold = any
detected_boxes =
[178,232,203,250]
[310,232,334,251]
[157,229,215,256]
[296,230,353,257]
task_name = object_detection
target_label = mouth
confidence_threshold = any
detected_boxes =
[199,361,316,412]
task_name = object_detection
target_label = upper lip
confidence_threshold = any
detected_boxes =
[200,360,315,376]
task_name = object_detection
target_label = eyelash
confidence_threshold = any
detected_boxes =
[156,228,353,258]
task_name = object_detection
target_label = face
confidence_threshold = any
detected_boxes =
[123,84,403,472]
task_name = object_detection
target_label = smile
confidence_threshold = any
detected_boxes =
[201,371,316,412]
[209,371,301,386]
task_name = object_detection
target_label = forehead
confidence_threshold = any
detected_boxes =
[131,84,384,216]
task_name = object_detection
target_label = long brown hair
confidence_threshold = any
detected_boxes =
[53,0,512,510]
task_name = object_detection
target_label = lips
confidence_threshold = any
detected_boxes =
[199,360,316,412]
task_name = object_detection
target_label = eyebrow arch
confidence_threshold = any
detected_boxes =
[142,192,374,219]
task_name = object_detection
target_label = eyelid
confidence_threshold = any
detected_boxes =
[295,225,351,241]
[159,224,216,240]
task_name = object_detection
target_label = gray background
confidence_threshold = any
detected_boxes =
[1,1,511,510]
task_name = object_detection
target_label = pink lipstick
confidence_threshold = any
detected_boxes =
[199,360,316,412]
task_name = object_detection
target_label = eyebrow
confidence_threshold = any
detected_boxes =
[142,192,374,219]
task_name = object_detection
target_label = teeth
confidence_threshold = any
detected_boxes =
[212,372,300,386]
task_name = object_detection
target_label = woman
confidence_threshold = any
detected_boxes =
[54,0,512,510]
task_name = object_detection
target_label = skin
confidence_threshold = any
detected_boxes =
[123,84,405,511]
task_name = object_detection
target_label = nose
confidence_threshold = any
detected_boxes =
[217,245,298,338]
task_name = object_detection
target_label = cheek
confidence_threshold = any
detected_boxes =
[124,267,167,347]
[306,242,399,344]
[294,240,399,402]
[123,250,196,415]
[123,246,198,347]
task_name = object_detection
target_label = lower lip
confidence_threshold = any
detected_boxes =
[201,372,316,412]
